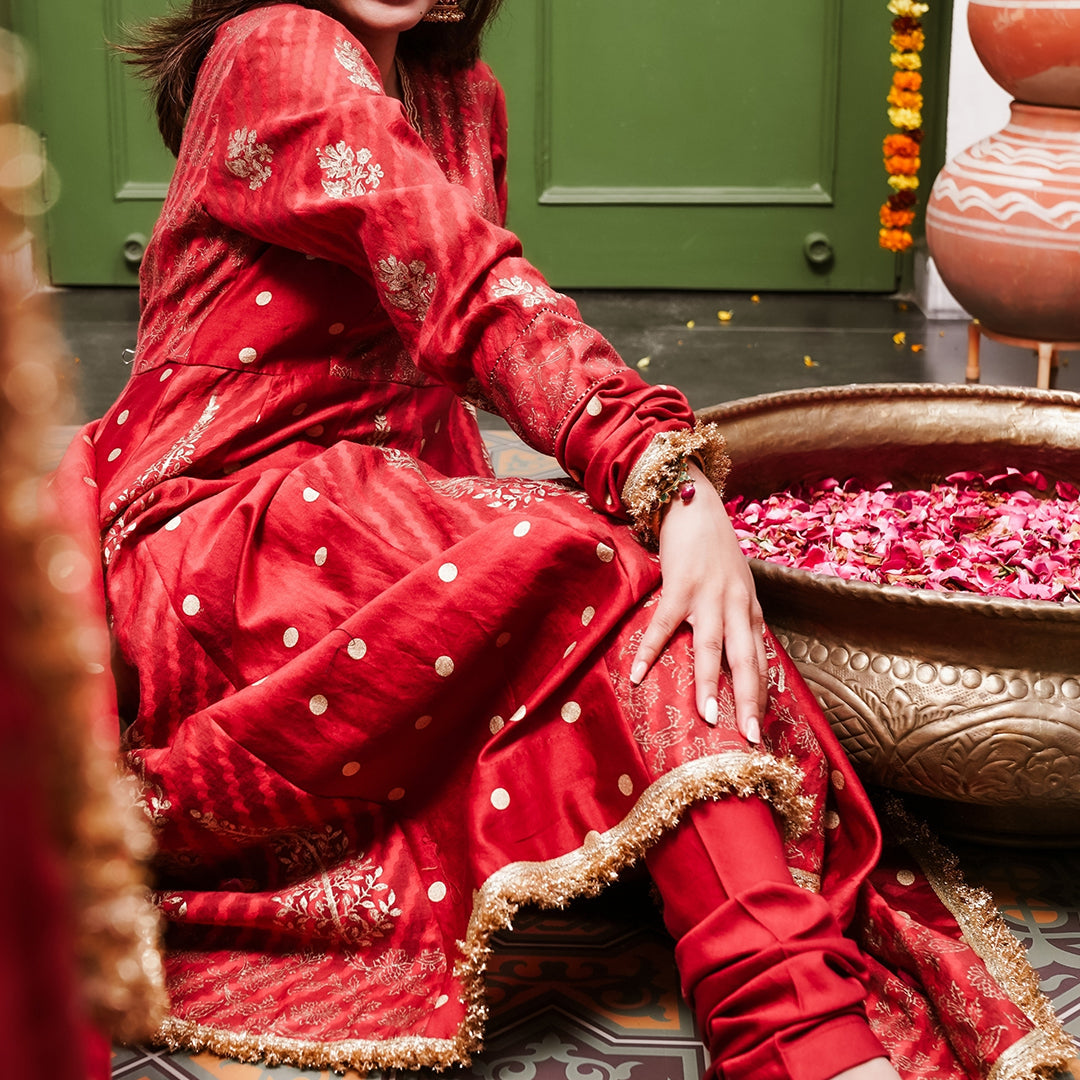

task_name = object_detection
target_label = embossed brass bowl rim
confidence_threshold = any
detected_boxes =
[698,383,1080,669]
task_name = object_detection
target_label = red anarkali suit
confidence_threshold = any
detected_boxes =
[54,5,1073,1077]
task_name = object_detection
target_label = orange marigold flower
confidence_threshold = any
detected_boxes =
[888,87,923,110]
[885,154,921,176]
[883,133,919,157]
[880,205,917,227]
[879,228,914,252]
[890,29,926,51]
[892,71,923,91]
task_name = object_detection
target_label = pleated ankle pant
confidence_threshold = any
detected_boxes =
[647,796,887,1080]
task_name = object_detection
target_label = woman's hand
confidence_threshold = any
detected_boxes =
[629,464,767,743]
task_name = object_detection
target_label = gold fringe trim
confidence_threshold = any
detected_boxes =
[880,795,1077,1080]
[620,421,732,548]
[153,750,811,1072]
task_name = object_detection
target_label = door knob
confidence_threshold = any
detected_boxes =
[803,232,834,268]
[122,232,147,268]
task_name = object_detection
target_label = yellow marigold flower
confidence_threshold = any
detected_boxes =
[887,0,929,16]
[891,51,923,71]
[890,30,926,52]
[892,331,907,345]
[879,228,914,252]
[888,106,923,129]
[892,71,922,91]
[888,174,920,191]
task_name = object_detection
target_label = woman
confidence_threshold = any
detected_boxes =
[54,1,1073,1077]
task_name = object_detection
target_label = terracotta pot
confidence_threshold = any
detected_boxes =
[698,383,1080,846]
[926,101,1080,342]
[968,0,1080,107]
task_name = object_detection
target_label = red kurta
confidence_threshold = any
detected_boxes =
[55,6,1073,1077]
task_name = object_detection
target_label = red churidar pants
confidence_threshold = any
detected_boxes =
[647,796,887,1080]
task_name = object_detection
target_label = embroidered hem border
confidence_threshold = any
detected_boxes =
[620,421,732,548]
[881,794,1077,1080]
[152,750,812,1071]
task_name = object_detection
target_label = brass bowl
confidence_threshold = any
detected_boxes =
[699,384,1080,845]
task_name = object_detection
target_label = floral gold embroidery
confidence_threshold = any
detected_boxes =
[491,276,559,309]
[376,256,436,318]
[226,129,273,190]
[428,476,589,511]
[372,413,390,445]
[347,948,447,997]
[102,396,222,564]
[334,39,381,92]
[317,141,384,199]
[272,856,401,948]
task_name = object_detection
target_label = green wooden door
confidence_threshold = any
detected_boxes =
[14,0,945,290]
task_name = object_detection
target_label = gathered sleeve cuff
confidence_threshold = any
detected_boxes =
[619,422,732,547]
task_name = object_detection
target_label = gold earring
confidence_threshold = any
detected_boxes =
[422,0,465,22]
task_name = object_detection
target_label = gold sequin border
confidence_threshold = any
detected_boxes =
[620,420,732,547]
[153,750,812,1072]
[881,794,1077,1080]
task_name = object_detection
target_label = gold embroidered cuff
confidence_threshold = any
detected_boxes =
[620,421,732,547]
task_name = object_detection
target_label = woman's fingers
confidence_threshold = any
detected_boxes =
[632,587,765,741]
[718,602,763,743]
[688,609,724,725]
[630,591,686,686]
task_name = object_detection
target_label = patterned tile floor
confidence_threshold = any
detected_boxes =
[112,844,1080,1080]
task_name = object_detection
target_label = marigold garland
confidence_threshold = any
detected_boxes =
[879,0,929,253]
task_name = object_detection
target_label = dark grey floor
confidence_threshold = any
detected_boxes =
[51,286,1080,424]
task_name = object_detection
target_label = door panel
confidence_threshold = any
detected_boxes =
[537,1,839,201]
[16,0,173,284]
[107,0,175,200]
[16,0,942,289]
[481,0,913,290]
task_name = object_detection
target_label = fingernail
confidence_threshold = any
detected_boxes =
[746,717,761,744]
[630,660,647,685]
[704,697,718,726]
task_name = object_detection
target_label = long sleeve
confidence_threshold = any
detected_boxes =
[188,5,701,521]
